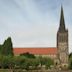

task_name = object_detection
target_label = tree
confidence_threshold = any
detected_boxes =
[1,37,14,56]
[29,58,40,69]
[69,53,72,69]
[69,57,72,69]
[45,58,54,69]
[0,55,15,72]
[7,56,15,69]
[69,52,72,58]
[0,55,9,68]
[13,56,40,70]
[0,45,2,54]
[20,52,36,59]
[13,56,26,69]
[38,56,47,66]
[38,56,54,69]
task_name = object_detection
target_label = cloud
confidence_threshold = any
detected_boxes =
[0,0,72,53]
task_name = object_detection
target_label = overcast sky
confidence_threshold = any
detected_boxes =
[0,0,72,52]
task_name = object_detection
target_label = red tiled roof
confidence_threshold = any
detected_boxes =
[13,47,57,55]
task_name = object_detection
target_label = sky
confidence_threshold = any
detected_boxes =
[0,0,72,52]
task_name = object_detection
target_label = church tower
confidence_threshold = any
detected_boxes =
[57,6,69,67]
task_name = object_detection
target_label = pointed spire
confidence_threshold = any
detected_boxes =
[59,5,66,32]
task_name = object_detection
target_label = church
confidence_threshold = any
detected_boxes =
[13,6,69,67]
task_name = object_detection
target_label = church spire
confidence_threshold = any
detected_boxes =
[59,6,66,32]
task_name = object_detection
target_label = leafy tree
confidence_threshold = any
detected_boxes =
[69,52,72,69]
[20,52,36,59]
[69,52,72,58]
[38,56,46,66]
[21,58,30,70]
[13,56,26,69]
[29,58,40,69]
[0,55,9,68]
[0,55,15,72]
[13,56,39,70]
[7,56,15,69]
[38,56,54,69]
[22,58,39,70]
[69,57,72,69]
[0,45,2,54]
[1,37,14,56]
[45,58,54,69]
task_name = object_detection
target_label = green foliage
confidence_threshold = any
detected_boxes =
[6,56,15,69]
[69,54,72,69]
[69,53,72,58]
[0,37,55,70]
[13,56,26,69]
[0,45,2,54]
[38,56,54,69]
[1,37,14,56]
[38,56,46,66]
[45,58,54,69]
[25,58,40,70]
[0,55,9,68]
[0,55,54,70]
[0,55,14,69]
[14,56,39,70]
[20,52,36,59]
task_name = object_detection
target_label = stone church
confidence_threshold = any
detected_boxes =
[13,6,69,67]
